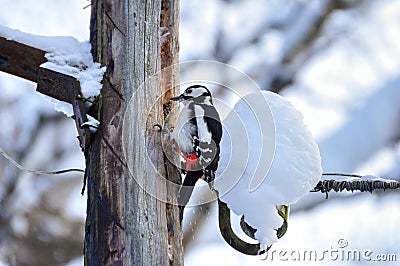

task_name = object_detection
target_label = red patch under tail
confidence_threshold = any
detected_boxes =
[184,153,198,172]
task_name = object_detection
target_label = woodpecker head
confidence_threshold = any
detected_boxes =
[170,85,213,103]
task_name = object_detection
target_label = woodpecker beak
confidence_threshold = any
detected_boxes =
[170,94,184,101]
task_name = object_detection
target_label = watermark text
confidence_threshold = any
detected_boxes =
[259,239,397,262]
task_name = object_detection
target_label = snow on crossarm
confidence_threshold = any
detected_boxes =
[0,25,105,116]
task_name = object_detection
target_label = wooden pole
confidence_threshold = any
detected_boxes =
[84,0,182,265]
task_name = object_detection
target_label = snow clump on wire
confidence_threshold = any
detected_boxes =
[214,90,322,249]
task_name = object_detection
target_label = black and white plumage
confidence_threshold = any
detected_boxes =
[170,85,222,219]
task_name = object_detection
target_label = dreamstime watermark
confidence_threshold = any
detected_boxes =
[121,60,276,205]
[258,239,397,262]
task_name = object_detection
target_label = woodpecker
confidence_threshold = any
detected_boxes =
[170,85,222,220]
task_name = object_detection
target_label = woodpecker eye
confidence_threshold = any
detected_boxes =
[186,89,192,94]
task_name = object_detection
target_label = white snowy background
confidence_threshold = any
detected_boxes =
[1,0,400,265]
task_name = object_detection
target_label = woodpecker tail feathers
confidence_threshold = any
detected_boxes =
[178,170,203,221]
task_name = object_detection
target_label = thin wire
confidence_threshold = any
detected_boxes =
[322,173,362,178]
[0,146,84,175]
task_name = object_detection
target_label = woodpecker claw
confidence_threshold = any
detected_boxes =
[153,124,162,131]
[208,181,215,191]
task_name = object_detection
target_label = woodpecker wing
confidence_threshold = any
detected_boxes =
[194,104,222,175]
